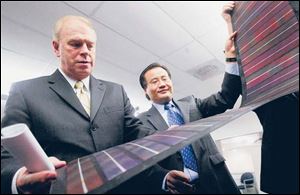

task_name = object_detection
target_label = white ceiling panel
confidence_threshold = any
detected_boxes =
[196,24,229,63]
[1,17,54,63]
[178,73,225,98]
[92,1,193,57]
[1,1,85,38]
[63,1,104,16]
[93,22,159,74]
[164,41,215,71]
[155,1,227,38]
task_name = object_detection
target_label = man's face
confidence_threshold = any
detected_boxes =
[144,67,173,104]
[53,19,97,81]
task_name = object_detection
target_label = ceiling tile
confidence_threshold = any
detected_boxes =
[1,17,54,63]
[155,1,227,38]
[163,41,214,71]
[196,24,229,63]
[63,1,103,16]
[93,22,158,74]
[1,1,85,38]
[92,1,193,57]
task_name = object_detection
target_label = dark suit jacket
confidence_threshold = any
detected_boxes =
[137,73,241,194]
[1,70,152,194]
[254,92,299,194]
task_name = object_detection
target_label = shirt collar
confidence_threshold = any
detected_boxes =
[58,68,90,92]
[152,100,175,112]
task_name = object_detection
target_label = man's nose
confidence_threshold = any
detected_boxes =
[158,80,167,88]
[80,43,89,55]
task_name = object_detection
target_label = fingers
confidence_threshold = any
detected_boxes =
[49,156,67,168]
[17,167,57,186]
[169,170,189,182]
[166,171,194,193]
[223,2,235,11]
[16,157,66,194]
[229,31,238,41]
[16,167,57,194]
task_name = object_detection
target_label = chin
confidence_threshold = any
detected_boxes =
[159,96,172,103]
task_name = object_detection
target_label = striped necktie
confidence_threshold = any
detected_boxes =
[74,81,90,116]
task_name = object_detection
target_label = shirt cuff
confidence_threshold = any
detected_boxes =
[162,172,171,191]
[11,168,22,194]
[225,62,240,76]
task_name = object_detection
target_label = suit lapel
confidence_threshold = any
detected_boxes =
[174,100,190,123]
[48,70,89,120]
[90,76,106,122]
[146,106,169,131]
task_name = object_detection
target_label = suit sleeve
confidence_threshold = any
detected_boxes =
[196,72,241,117]
[1,83,31,194]
[120,86,154,142]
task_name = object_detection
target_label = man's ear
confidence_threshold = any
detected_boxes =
[144,89,150,101]
[52,41,60,57]
[145,93,150,101]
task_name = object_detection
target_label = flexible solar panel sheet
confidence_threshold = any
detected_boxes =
[233,1,299,106]
[50,1,299,194]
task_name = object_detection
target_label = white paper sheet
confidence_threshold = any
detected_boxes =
[1,123,55,172]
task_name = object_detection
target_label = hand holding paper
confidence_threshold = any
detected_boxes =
[1,123,55,172]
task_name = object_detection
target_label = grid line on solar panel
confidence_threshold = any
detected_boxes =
[93,150,124,180]
[239,7,295,54]
[103,147,140,171]
[236,2,289,47]
[237,2,285,42]
[66,159,84,194]
[244,76,299,106]
[247,59,299,93]
[244,35,298,77]
[80,157,104,193]
[133,139,170,153]
[247,65,299,99]
[122,142,157,160]
[235,2,270,33]
[241,21,298,63]
[246,53,299,87]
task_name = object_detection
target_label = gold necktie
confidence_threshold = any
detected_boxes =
[74,81,90,116]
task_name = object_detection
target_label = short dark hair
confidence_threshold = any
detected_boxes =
[139,62,172,90]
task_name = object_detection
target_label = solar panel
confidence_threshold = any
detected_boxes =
[233,1,299,106]
[50,2,299,193]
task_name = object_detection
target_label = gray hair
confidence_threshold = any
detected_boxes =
[53,15,96,41]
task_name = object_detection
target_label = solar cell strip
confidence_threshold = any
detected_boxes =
[240,8,294,54]
[94,151,124,180]
[247,62,299,97]
[233,1,299,106]
[66,160,84,194]
[122,142,157,160]
[244,76,299,106]
[79,157,104,193]
[246,53,299,89]
[237,2,289,48]
[241,21,298,63]
[244,35,298,77]
[134,139,170,153]
[237,1,284,42]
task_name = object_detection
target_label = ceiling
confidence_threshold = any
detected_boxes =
[1,1,262,138]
